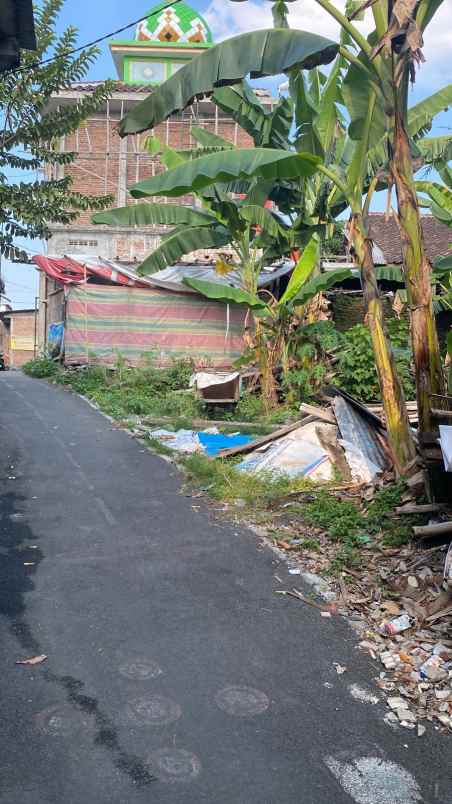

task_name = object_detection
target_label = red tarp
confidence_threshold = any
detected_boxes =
[33,255,152,288]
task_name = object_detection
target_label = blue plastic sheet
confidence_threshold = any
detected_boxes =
[198,432,253,457]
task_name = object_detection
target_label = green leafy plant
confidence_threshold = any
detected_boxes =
[0,0,113,260]
[337,321,415,402]
[22,355,59,378]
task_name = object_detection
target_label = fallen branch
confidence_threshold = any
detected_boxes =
[395,503,445,515]
[413,521,452,538]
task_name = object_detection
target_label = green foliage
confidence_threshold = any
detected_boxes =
[0,0,113,260]
[283,321,343,404]
[51,357,203,419]
[181,452,311,508]
[299,482,417,568]
[119,29,338,134]
[337,321,415,402]
[280,234,320,304]
[182,278,269,311]
[323,222,346,256]
[130,148,320,199]
[22,355,59,378]
[92,203,216,228]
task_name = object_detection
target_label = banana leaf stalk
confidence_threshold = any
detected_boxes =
[348,211,417,473]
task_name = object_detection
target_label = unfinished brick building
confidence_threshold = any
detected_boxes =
[45,2,271,264]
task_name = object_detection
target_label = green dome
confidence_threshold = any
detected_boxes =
[136,2,213,45]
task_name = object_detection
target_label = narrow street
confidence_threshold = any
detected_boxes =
[0,371,450,803]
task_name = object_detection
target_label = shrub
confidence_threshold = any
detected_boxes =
[337,320,415,402]
[22,356,60,378]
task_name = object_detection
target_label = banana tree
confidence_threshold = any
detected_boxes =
[309,0,450,433]
[183,235,352,406]
[94,143,323,410]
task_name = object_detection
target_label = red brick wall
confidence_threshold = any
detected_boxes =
[62,98,254,227]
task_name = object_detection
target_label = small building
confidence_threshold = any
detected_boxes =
[0,308,37,368]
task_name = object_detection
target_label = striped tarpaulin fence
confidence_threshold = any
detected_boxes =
[65,283,248,368]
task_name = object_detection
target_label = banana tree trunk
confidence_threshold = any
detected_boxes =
[390,107,445,433]
[349,212,417,475]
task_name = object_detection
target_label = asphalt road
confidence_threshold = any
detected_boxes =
[0,371,450,804]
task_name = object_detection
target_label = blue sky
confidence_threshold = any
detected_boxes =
[3,0,452,308]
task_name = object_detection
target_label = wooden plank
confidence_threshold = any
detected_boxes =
[395,503,445,515]
[299,403,336,424]
[315,424,351,480]
[413,521,452,538]
[431,408,452,420]
[216,417,315,459]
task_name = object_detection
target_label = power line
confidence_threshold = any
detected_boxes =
[5,0,182,78]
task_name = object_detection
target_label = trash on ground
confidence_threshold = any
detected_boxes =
[438,425,452,471]
[237,421,336,480]
[148,427,253,456]
[16,654,48,666]
[190,370,240,404]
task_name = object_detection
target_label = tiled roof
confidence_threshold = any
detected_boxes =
[68,81,153,93]
[65,81,274,100]
[368,213,452,264]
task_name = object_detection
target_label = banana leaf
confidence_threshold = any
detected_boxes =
[374,265,405,282]
[416,135,452,165]
[434,254,452,271]
[291,267,353,306]
[342,56,385,148]
[408,84,452,139]
[280,234,320,304]
[182,277,270,311]
[416,180,452,225]
[239,204,282,238]
[92,203,217,227]
[130,148,320,199]
[119,29,339,135]
[190,126,234,149]
[290,70,323,157]
[214,83,292,151]
[138,225,231,275]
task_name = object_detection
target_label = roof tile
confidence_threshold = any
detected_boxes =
[368,213,452,264]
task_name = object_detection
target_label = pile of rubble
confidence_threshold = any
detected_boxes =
[272,509,452,734]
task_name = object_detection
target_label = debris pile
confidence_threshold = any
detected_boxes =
[216,389,390,484]
[278,526,452,733]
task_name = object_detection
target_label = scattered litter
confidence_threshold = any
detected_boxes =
[381,614,412,636]
[16,654,47,666]
[237,421,336,480]
[349,684,379,705]
[334,663,347,675]
[149,428,201,453]
[148,427,252,456]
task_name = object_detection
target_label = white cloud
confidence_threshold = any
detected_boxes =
[204,0,452,92]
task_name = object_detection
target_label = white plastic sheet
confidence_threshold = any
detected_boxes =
[237,422,334,480]
[439,425,452,471]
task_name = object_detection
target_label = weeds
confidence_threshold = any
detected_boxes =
[181,452,311,508]
[22,355,59,378]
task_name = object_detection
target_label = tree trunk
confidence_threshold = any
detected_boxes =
[349,212,417,475]
[390,108,445,433]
